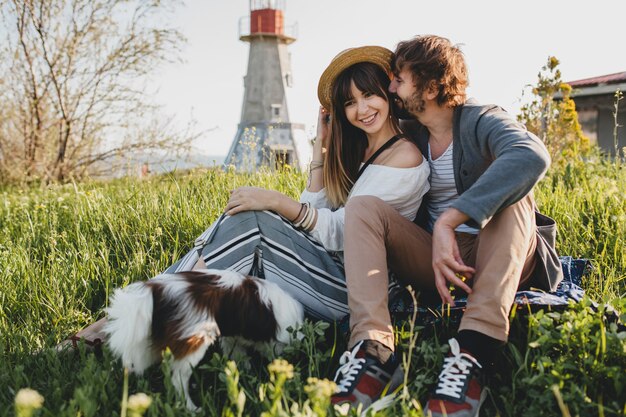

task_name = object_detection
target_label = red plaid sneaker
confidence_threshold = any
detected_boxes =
[424,338,487,417]
[331,340,404,416]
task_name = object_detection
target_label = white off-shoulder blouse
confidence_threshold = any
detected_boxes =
[299,161,430,252]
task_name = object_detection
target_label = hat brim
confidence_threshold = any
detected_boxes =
[317,46,393,111]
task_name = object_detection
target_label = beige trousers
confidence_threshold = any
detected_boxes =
[344,194,538,351]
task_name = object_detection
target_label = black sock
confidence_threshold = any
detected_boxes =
[456,330,505,367]
[362,340,394,364]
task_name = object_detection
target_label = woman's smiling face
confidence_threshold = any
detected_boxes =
[343,80,390,137]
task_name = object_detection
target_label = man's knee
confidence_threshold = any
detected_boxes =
[489,194,535,229]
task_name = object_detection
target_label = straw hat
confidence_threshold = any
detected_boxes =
[317,46,393,110]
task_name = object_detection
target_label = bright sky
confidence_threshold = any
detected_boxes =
[151,0,626,157]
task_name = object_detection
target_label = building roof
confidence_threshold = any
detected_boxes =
[567,71,626,87]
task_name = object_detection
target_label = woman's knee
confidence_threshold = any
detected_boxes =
[344,196,395,237]
[345,195,390,218]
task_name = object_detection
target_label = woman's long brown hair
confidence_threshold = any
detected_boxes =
[323,62,400,208]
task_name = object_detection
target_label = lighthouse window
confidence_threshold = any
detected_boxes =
[271,104,282,121]
[273,150,292,169]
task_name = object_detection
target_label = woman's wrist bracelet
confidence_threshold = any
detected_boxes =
[300,207,316,231]
[293,202,311,228]
[290,203,306,223]
[303,207,317,232]
[308,160,324,188]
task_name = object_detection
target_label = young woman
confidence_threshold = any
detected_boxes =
[60,46,430,347]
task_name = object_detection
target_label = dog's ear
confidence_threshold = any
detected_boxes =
[215,277,279,343]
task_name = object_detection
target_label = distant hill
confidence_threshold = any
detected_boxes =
[102,153,225,178]
[145,154,225,174]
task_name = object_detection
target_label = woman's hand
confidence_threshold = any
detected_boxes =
[224,187,305,222]
[224,187,279,216]
[315,106,331,152]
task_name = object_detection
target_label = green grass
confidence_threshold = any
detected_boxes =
[0,160,624,417]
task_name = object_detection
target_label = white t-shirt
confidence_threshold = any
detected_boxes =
[300,161,430,252]
[426,142,479,234]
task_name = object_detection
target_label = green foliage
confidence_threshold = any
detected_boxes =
[518,56,591,165]
[493,298,626,417]
[222,361,246,417]
[535,156,626,298]
[0,161,624,416]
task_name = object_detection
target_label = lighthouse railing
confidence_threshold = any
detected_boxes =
[250,0,286,11]
[238,16,298,40]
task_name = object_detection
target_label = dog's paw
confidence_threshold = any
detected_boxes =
[185,399,201,413]
[220,337,253,370]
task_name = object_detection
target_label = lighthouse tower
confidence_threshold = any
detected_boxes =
[224,0,310,171]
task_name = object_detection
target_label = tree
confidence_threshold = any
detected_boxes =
[0,0,197,182]
[517,56,590,165]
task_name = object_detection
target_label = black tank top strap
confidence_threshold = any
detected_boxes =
[356,133,406,181]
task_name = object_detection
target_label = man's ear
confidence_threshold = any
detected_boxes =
[425,81,439,100]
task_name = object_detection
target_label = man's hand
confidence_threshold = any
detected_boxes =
[432,208,476,305]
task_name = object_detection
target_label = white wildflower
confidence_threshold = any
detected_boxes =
[127,393,152,416]
[15,388,44,417]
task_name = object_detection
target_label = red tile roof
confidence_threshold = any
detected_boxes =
[567,71,626,87]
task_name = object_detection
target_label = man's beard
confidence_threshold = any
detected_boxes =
[392,91,425,120]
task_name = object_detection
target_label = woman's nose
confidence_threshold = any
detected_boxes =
[357,98,368,114]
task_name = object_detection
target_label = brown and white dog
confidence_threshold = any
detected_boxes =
[103,269,303,410]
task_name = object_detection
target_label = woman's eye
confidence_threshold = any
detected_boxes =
[344,100,355,107]
[363,92,373,98]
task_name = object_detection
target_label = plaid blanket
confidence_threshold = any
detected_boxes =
[386,256,593,327]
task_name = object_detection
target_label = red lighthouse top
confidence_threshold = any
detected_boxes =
[240,0,297,43]
[250,0,284,35]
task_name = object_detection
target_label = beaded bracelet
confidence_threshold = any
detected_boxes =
[307,160,324,188]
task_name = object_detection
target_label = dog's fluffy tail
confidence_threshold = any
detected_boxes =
[103,282,157,373]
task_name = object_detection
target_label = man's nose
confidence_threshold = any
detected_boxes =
[389,79,398,93]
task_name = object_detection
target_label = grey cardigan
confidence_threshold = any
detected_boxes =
[402,99,563,291]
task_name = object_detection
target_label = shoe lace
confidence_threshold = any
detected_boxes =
[434,338,482,400]
[333,340,366,393]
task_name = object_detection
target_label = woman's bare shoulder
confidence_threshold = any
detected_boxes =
[383,138,423,168]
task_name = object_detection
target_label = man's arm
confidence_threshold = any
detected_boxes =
[452,108,550,229]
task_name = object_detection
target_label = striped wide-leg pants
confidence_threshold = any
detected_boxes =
[164,210,349,321]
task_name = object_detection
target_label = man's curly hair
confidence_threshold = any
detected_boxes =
[392,35,468,107]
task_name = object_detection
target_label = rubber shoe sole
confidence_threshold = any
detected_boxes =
[361,365,405,416]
